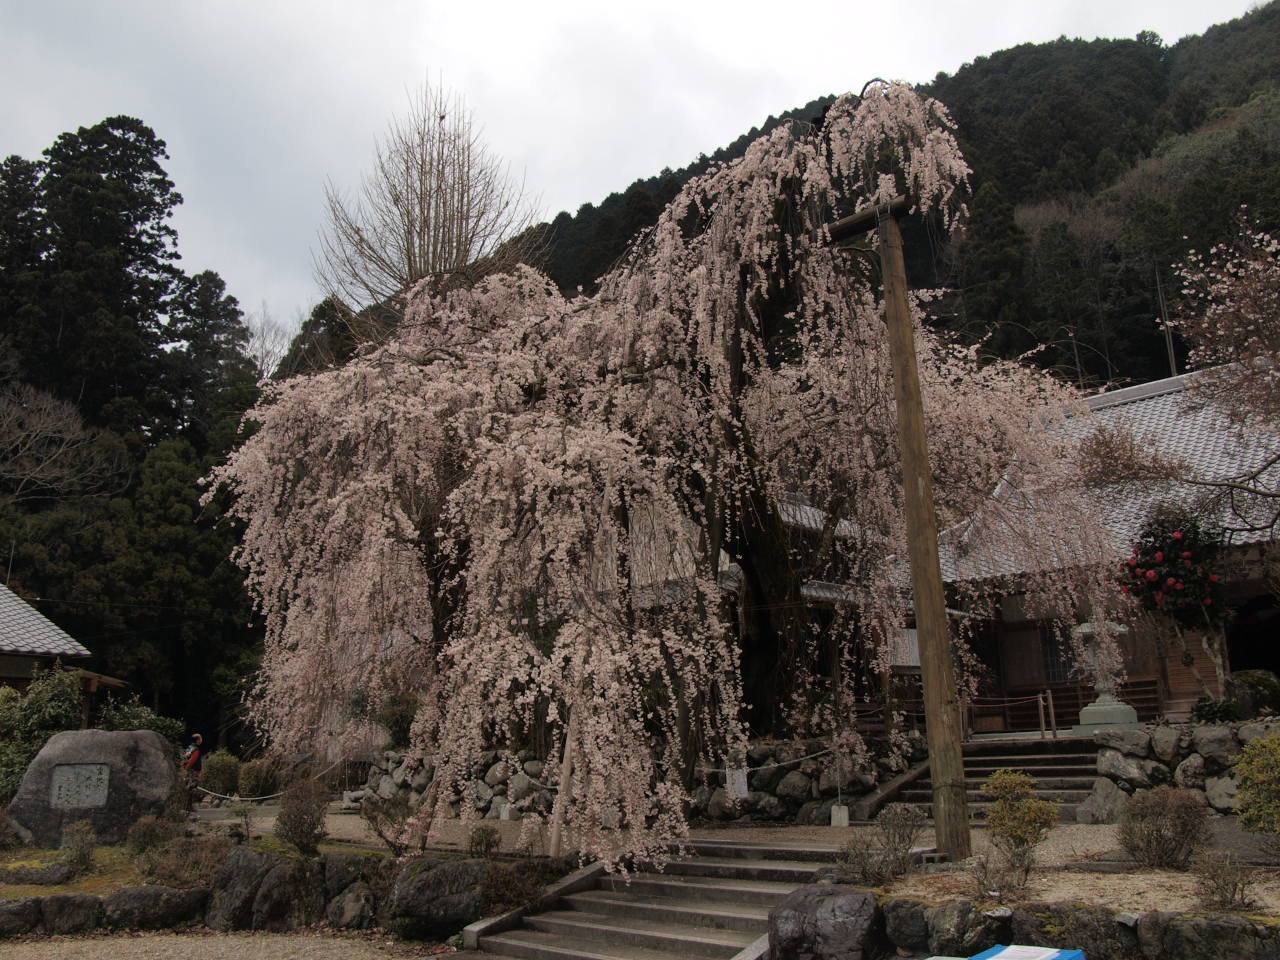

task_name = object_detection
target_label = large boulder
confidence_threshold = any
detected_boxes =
[1174,753,1207,790]
[1076,777,1129,824]
[251,858,324,931]
[882,897,929,954]
[776,770,814,802]
[0,898,42,937]
[40,893,101,933]
[327,880,377,929]
[1205,775,1239,812]
[102,885,207,930]
[769,884,885,960]
[385,857,487,940]
[1097,728,1152,758]
[1097,748,1164,789]
[1150,725,1183,765]
[1142,911,1276,960]
[7,729,177,847]
[205,847,280,931]
[1010,902,1138,959]
[926,900,1002,958]
[1192,726,1241,770]
[322,852,388,901]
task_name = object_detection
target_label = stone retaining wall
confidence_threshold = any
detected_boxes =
[776,884,1280,960]
[350,732,929,826]
[0,847,512,939]
[1077,720,1280,823]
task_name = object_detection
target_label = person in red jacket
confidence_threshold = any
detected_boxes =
[181,733,204,776]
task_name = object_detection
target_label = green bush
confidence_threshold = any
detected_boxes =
[1118,786,1210,869]
[981,769,1059,888]
[61,820,97,875]
[237,758,279,800]
[96,695,184,743]
[201,750,241,797]
[1190,697,1239,724]
[276,779,329,856]
[1237,733,1280,845]
[0,666,84,803]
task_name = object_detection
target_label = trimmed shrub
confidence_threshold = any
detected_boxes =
[237,758,279,800]
[1118,786,1210,869]
[61,819,97,875]
[200,750,241,797]
[276,778,330,856]
[981,769,1059,888]
[837,803,927,885]
[126,814,183,855]
[1237,733,1280,847]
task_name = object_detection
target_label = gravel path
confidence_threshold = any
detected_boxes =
[3,932,453,960]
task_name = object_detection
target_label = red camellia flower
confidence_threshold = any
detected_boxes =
[1209,574,1220,582]
[1182,551,1192,559]
[1128,559,1137,568]
[1155,551,1164,562]
[1176,583,1184,590]
[1167,577,1176,585]
[1204,597,1213,605]
[1173,532,1183,539]
[1146,570,1158,581]
[1154,591,1165,603]
[1136,568,1144,576]
[1121,585,1129,594]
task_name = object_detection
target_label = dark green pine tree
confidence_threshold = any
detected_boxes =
[164,269,258,457]
[13,117,181,444]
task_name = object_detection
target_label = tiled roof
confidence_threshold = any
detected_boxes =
[0,585,92,658]
[938,371,1280,584]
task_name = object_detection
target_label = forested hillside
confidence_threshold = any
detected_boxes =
[0,119,262,745]
[540,2,1280,387]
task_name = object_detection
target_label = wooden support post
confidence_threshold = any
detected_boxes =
[1038,692,1047,741]
[1048,688,1059,740]
[875,212,972,861]
[548,707,579,859]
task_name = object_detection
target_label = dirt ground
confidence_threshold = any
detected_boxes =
[1,931,453,960]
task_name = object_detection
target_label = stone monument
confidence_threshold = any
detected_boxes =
[7,729,177,847]
[1069,622,1140,737]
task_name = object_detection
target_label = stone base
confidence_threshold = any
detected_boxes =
[1070,694,1140,738]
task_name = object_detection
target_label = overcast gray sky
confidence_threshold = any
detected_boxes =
[0,0,1261,330]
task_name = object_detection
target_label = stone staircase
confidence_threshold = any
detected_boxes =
[472,838,838,960]
[898,735,1097,821]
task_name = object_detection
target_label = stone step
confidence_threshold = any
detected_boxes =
[899,788,1091,804]
[682,837,841,862]
[913,777,1096,792]
[478,927,702,960]
[910,801,1081,822]
[962,737,1095,756]
[525,910,757,958]
[604,872,798,907]
[563,889,770,934]
[960,763,1097,777]
[962,753,1096,768]
[663,855,822,884]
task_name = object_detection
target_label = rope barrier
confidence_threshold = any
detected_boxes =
[192,757,346,803]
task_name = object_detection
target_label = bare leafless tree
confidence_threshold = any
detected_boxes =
[315,82,544,311]
[0,370,129,504]
[246,302,295,380]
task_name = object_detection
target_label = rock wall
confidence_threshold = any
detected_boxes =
[0,848,500,939]
[1077,721,1280,824]
[349,733,929,826]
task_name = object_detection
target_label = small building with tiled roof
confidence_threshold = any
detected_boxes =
[0,583,92,690]
[945,371,1280,729]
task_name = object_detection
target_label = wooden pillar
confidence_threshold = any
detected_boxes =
[876,214,972,860]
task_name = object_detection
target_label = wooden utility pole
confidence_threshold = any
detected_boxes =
[830,199,972,860]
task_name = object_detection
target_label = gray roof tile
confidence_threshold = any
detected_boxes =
[0,585,92,658]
